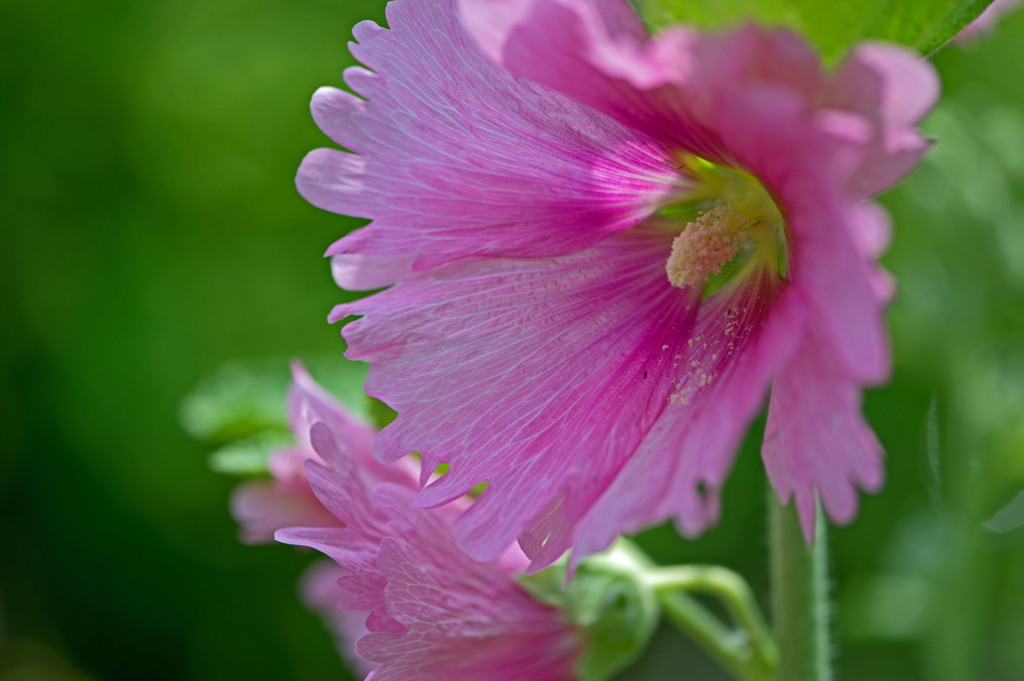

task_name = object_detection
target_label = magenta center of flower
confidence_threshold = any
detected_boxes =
[661,156,787,294]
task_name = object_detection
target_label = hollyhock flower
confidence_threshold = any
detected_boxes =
[231,365,583,678]
[230,363,407,675]
[298,0,937,567]
[275,374,584,681]
[231,448,336,544]
[954,0,1022,42]
[230,363,390,544]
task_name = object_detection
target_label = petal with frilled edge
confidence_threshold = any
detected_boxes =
[298,0,678,269]
[357,485,580,681]
[231,481,339,544]
[762,327,886,542]
[459,0,728,158]
[299,562,379,677]
[333,225,704,564]
[289,362,417,488]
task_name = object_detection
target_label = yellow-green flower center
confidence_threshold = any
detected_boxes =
[660,155,787,296]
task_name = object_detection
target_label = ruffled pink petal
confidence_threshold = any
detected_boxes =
[462,0,934,190]
[241,364,573,677]
[356,487,580,681]
[275,421,411,635]
[237,364,415,548]
[573,281,809,560]
[288,362,375,459]
[330,252,417,292]
[306,423,409,537]
[696,81,892,384]
[824,43,938,199]
[462,0,933,234]
[279,414,580,681]
[334,227,699,562]
[297,148,375,219]
[841,44,939,128]
[278,419,466,637]
[845,202,891,260]
[231,364,380,545]
[299,0,678,269]
[762,327,885,542]
[787,193,891,384]
[289,362,418,488]
[459,0,727,157]
[277,524,405,636]
[300,561,380,677]
[333,223,806,561]
[231,482,338,544]
[845,203,896,303]
[460,0,647,66]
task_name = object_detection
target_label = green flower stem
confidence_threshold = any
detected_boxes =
[647,565,778,673]
[657,589,775,681]
[577,539,778,681]
[768,491,831,681]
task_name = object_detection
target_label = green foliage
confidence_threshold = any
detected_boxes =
[367,395,399,430]
[181,357,371,444]
[181,357,371,481]
[520,541,660,681]
[636,0,995,62]
[180,360,294,442]
[207,432,294,476]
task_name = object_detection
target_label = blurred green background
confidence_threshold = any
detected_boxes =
[2,1,1023,679]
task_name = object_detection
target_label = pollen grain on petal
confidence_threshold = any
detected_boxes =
[665,205,751,290]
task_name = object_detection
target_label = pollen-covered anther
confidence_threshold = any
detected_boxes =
[665,205,751,290]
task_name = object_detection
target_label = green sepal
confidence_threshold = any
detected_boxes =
[519,540,659,681]
[635,0,996,63]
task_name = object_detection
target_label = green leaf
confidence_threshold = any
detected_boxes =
[519,540,659,681]
[207,432,294,476]
[180,359,292,442]
[636,0,995,63]
[180,356,370,443]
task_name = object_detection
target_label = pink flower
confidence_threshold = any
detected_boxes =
[297,0,938,566]
[231,363,409,675]
[954,0,1022,42]
[275,374,584,681]
[230,363,388,544]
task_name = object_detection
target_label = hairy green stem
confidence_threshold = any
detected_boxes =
[768,492,831,681]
